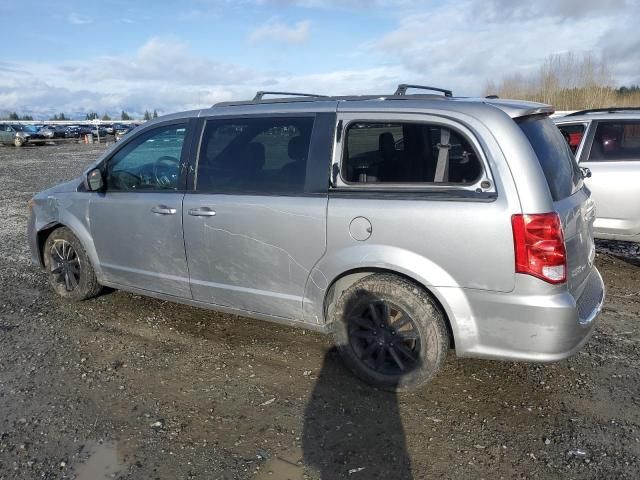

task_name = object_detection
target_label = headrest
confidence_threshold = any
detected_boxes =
[379,132,395,155]
[288,135,307,161]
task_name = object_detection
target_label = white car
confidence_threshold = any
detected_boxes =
[555,108,640,244]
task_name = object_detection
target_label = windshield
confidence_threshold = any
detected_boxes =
[517,116,583,201]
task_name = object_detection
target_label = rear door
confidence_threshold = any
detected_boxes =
[579,120,640,238]
[183,113,335,320]
[518,116,595,296]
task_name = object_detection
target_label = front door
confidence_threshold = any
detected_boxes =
[580,120,640,238]
[183,114,332,320]
[89,121,192,297]
[0,124,13,143]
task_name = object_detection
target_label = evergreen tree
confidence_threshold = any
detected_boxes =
[101,113,111,121]
[22,114,34,121]
[121,111,131,121]
[143,110,152,121]
[85,112,98,121]
[153,109,158,118]
[8,112,19,120]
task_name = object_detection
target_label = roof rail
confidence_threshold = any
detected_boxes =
[252,91,328,101]
[566,107,640,116]
[394,84,453,97]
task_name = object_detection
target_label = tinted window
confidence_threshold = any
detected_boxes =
[557,123,586,155]
[106,123,187,191]
[588,121,640,162]
[196,116,314,194]
[518,117,582,201]
[343,122,482,184]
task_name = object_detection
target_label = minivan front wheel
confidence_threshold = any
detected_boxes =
[44,227,102,301]
[331,274,449,392]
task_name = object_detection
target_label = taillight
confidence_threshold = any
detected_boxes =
[511,213,566,284]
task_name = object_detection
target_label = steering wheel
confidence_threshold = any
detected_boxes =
[153,156,180,188]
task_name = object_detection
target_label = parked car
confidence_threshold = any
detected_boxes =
[64,125,82,138]
[0,123,45,146]
[113,124,129,134]
[102,124,115,135]
[38,125,66,139]
[76,125,94,137]
[28,86,604,391]
[554,108,640,243]
[114,124,136,141]
[90,126,107,137]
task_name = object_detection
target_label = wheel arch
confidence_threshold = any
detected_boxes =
[34,218,102,279]
[35,222,63,267]
[322,267,456,348]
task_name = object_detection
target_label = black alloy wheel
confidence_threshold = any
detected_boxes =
[49,239,81,292]
[347,299,421,376]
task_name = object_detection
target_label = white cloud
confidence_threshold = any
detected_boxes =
[248,19,311,44]
[369,0,640,94]
[67,13,92,25]
[2,0,639,118]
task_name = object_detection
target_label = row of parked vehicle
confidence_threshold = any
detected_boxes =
[0,122,138,146]
[28,85,616,391]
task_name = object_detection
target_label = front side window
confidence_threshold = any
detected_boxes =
[196,116,314,194]
[105,123,187,191]
[557,123,586,155]
[342,122,483,184]
[588,121,640,162]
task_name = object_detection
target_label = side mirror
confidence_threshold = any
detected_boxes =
[86,168,104,191]
[580,167,592,179]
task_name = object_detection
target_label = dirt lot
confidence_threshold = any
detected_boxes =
[0,143,639,479]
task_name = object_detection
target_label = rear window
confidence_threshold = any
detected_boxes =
[196,116,314,194]
[343,121,483,184]
[588,121,640,162]
[518,116,582,201]
[556,123,586,155]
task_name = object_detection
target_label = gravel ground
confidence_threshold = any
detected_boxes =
[0,143,639,479]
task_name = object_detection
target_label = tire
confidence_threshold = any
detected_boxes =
[14,137,24,147]
[43,227,102,301]
[330,274,449,392]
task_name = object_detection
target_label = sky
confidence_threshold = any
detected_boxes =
[1,0,639,119]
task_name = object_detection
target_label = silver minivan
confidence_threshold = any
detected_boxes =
[28,86,605,390]
[554,108,640,243]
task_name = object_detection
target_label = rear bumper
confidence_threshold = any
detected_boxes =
[454,268,605,362]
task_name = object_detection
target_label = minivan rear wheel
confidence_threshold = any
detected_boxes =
[330,274,449,392]
[14,137,24,147]
[44,227,102,301]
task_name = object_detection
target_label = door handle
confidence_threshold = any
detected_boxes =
[188,207,216,217]
[151,205,177,215]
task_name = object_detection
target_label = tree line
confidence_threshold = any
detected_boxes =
[1,109,159,122]
[484,52,640,110]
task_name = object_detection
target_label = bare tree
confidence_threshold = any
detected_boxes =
[483,52,639,109]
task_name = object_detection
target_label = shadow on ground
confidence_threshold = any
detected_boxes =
[302,349,412,479]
